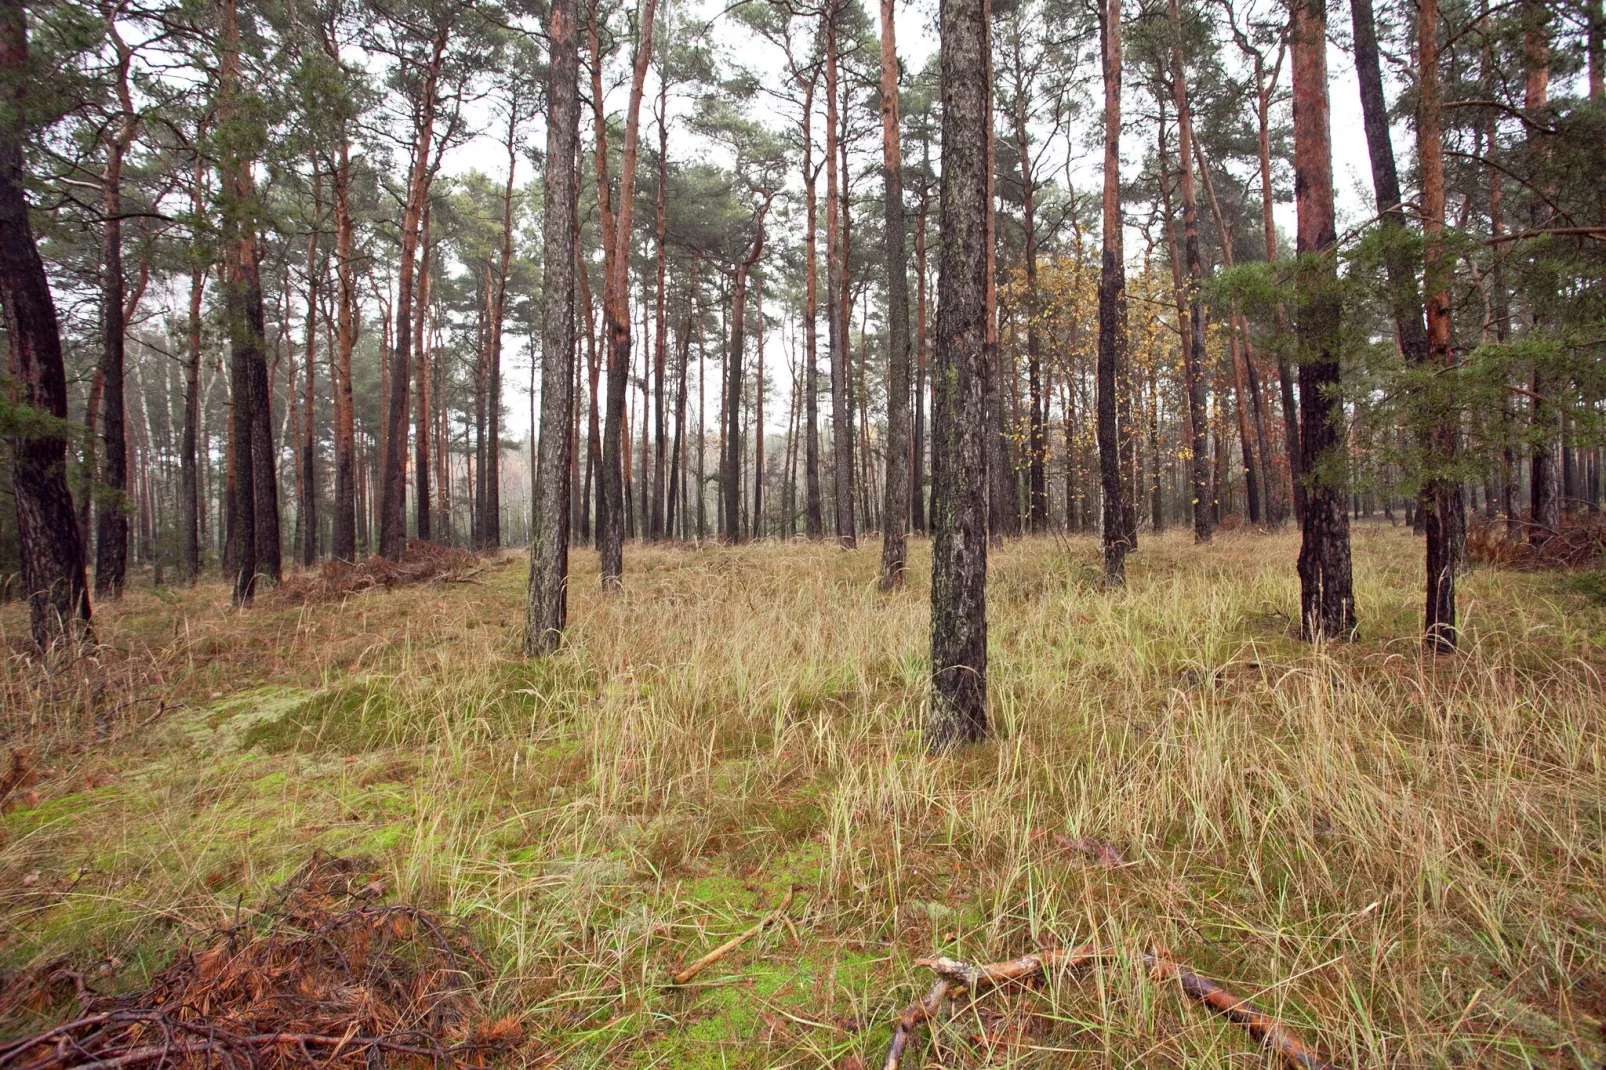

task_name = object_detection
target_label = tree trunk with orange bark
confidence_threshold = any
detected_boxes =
[1291,0,1354,640]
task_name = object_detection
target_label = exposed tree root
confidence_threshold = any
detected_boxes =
[883,942,1338,1070]
[670,885,796,986]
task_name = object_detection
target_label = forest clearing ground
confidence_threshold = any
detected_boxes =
[2,525,1604,1068]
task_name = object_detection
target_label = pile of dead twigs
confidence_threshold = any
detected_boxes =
[271,541,485,605]
[1467,516,1606,570]
[0,853,526,1069]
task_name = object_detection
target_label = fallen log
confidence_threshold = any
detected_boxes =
[884,943,1338,1070]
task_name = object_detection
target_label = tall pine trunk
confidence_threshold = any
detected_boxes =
[1166,0,1211,543]
[878,0,912,586]
[928,0,990,751]
[0,2,92,645]
[1418,0,1462,650]
[824,0,855,548]
[801,74,824,538]
[1096,0,1130,584]
[525,0,580,656]
[379,25,448,560]
[330,128,358,561]
[94,22,135,599]
[1292,0,1355,639]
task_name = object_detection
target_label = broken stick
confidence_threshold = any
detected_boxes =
[670,886,795,986]
[1141,949,1337,1070]
[885,944,1338,1070]
[881,978,957,1070]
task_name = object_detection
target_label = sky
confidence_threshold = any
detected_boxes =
[434,0,1379,445]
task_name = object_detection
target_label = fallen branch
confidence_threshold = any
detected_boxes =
[670,886,795,986]
[881,979,956,1070]
[883,943,1338,1070]
[1142,949,1337,1070]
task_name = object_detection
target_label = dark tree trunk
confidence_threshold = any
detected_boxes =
[1291,0,1355,640]
[650,81,669,541]
[878,0,912,586]
[0,3,92,646]
[94,41,134,600]
[331,131,358,562]
[1097,0,1130,585]
[415,207,433,544]
[1418,0,1462,650]
[1524,0,1559,542]
[825,0,856,549]
[301,171,322,567]
[380,26,448,561]
[912,178,929,534]
[1355,0,1456,648]
[1167,0,1212,544]
[928,0,990,751]
[181,170,204,583]
[802,74,824,539]
[524,0,579,656]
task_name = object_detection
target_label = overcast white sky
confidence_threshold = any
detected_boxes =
[436,0,1376,443]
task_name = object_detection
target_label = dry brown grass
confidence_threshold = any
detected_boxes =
[2,525,1603,1068]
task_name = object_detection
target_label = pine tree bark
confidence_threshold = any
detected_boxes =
[650,79,670,541]
[1166,0,1212,543]
[1291,0,1355,640]
[1418,0,1462,650]
[482,107,519,550]
[595,0,660,586]
[415,208,434,543]
[220,0,269,603]
[300,171,322,566]
[1523,0,1558,540]
[1234,23,1300,525]
[331,131,358,561]
[824,0,856,549]
[94,14,135,599]
[525,0,580,657]
[0,2,92,645]
[379,23,449,560]
[912,173,929,534]
[878,0,912,586]
[1097,0,1130,584]
[181,144,205,583]
[928,0,990,751]
[722,201,774,542]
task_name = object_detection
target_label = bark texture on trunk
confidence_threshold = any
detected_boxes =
[1418,0,1462,651]
[415,206,433,544]
[300,172,322,567]
[594,0,660,585]
[722,201,774,542]
[331,132,357,561]
[1097,0,1131,585]
[379,25,449,560]
[525,0,580,657]
[94,18,135,599]
[181,148,205,583]
[824,0,856,549]
[0,2,92,646]
[1167,0,1212,544]
[927,0,990,751]
[1291,0,1354,640]
[878,0,912,587]
[1523,0,1558,541]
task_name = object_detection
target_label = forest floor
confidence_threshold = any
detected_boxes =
[1,526,1604,1068]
